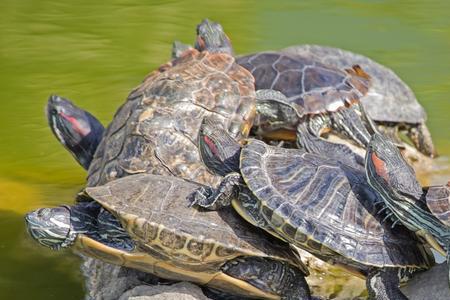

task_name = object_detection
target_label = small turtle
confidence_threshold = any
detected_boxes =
[282,45,436,157]
[179,20,374,164]
[25,173,312,299]
[47,94,104,170]
[365,133,450,286]
[191,119,433,300]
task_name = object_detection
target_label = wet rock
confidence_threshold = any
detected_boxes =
[402,263,450,300]
[119,282,211,300]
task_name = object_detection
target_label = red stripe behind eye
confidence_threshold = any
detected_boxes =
[59,112,90,137]
[203,135,219,158]
[371,152,389,182]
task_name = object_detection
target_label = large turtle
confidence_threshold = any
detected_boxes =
[190,119,433,300]
[282,45,436,157]
[28,27,319,299]
[365,133,450,286]
[26,173,313,299]
[86,43,258,188]
[175,20,374,167]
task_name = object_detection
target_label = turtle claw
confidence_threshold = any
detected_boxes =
[188,186,213,208]
[189,173,241,210]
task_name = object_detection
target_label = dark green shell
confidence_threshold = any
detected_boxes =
[239,139,432,270]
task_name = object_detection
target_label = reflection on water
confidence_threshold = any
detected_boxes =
[0,0,449,299]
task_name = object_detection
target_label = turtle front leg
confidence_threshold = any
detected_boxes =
[296,122,364,169]
[222,256,313,300]
[330,106,372,147]
[406,123,437,158]
[366,268,408,300]
[189,172,242,210]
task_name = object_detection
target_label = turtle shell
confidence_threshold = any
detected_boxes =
[239,139,432,271]
[84,174,305,277]
[88,49,256,187]
[282,45,426,124]
[425,182,450,227]
[236,51,370,116]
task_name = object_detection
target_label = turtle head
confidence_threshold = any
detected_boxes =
[25,206,76,250]
[365,133,423,204]
[195,19,233,55]
[47,95,104,170]
[199,118,241,176]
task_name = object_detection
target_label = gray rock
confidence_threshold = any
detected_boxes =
[80,257,163,300]
[402,263,450,300]
[119,282,211,300]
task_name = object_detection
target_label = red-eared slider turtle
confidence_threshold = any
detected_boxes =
[365,133,450,286]
[282,45,436,157]
[25,173,312,299]
[190,119,433,300]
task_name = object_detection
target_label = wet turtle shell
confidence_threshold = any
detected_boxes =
[88,49,256,187]
[82,173,306,298]
[238,139,432,274]
[236,51,370,118]
[281,44,425,124]
[425,182,450,227]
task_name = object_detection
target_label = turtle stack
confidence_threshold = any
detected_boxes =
[25,19,447,300]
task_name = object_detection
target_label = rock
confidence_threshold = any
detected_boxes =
[119,282,211,300]
[402,263,450,300]
[80,257,164,300]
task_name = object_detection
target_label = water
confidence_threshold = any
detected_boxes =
[0,0,449,299]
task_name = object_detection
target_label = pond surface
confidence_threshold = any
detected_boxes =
[0,0,449,299]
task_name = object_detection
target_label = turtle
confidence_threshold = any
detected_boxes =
[282,45,436,157]
[190,118,434,300]
[25,173,313,299]
[86,44,258,188]
[365,133,450,286]
[47,94,105,170]
[175,20,375,167]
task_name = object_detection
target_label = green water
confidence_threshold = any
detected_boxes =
[0,0,449,299]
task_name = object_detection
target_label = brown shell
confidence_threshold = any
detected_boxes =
[85,174,303,272]
[236,52,370,116]
[240,139,432,270]
[426,182,450,226]
[88,49,256,187]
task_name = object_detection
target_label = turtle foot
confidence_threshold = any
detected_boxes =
[189,173,241,210]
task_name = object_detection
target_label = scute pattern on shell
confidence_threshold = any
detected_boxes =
[240,139,432,269]
[236,52,370,116]
[85,174,300,267]
[426,183,450,227]
[282,45,426,123]
[87,49,256,187]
